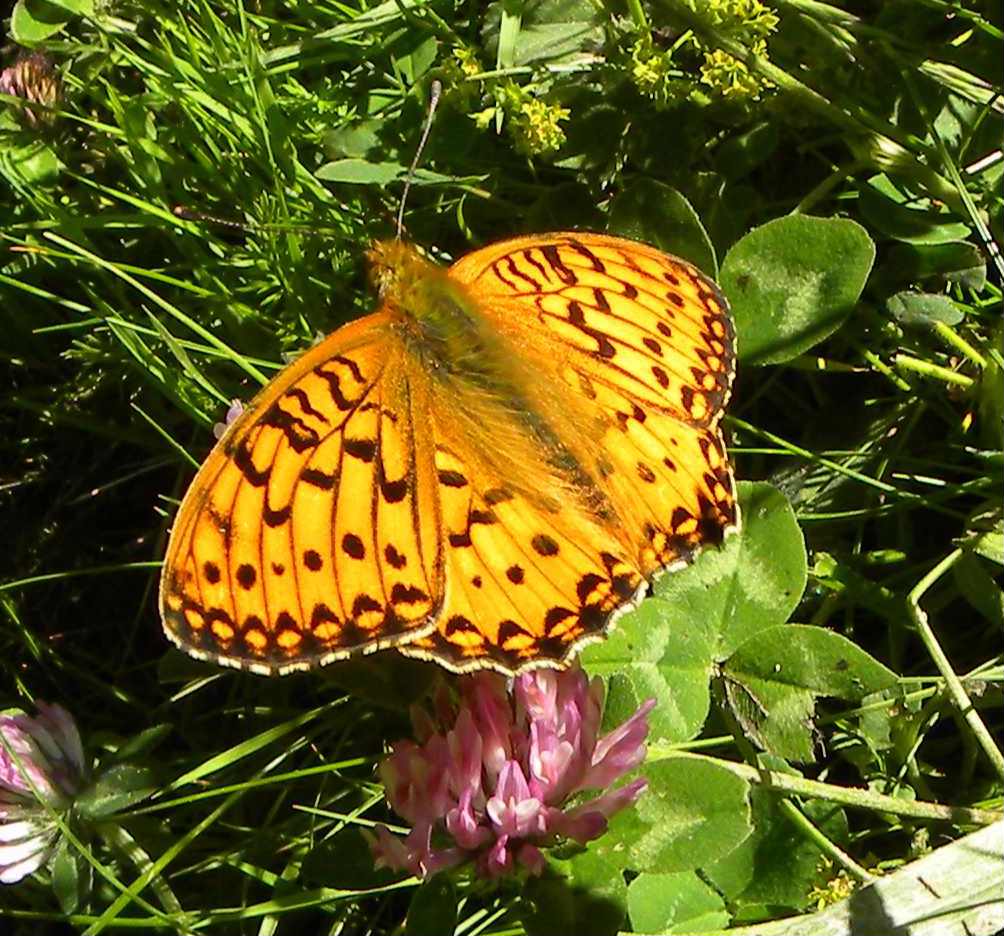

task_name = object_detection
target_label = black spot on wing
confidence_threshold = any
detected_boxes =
[236,564,256,590]
[438,469,468,488]
[342,533,365,559]
[384,544,407,569]
[301,467,337,489]
[344,438,376,462]
[532,534,559,556]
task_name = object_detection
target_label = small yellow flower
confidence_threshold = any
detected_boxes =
[472,106,497,131]
[629,37,692,109]
[438,46,485,112]
[703,0,779,38]
[700,45,771,100]
[453,46,483,79]
[808,868,857,911]
[510,96,570,156]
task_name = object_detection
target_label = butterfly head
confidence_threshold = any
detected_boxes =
[367,240,479,351]
[366,240,433,302]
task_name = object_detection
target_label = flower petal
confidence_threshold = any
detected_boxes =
[0,820,43,844]
[446,708,483,800]
[581,699,655,790]
[445,789,490,851]
[464,675,513,783]
[0,830,54,872]
[0,722,57,801]
[0,846,49,884]
[516,842,546,876]
[479,833,512,878]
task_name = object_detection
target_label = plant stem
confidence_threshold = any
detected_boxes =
[777,799,876,884]
[907,550,1004,783]
[624,0,650,31]
[894,354,975,388]
[646,751,1003,826]
[933,321,988,368]
[856,344,914,391]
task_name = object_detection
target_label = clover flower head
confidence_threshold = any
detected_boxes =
[0,702,86,884]
[367,664,654,880]
[0,51,62,127]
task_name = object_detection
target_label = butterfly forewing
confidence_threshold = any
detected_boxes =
[160,313,443,674]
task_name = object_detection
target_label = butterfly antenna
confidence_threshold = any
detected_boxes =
[171,205,364,236]
[396,79,443,241]
[172,206,250,229]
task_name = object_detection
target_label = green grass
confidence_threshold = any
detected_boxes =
[1,0,1002,933]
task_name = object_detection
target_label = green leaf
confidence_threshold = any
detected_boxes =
[704,791,848,912]
[716,122,780,183]
[11,0,78,41]
[51,838,81,915]
[496,3,523,70]
[858,175,972,245]
[608,179,717,277]
[611,755,751,873]
[523,848,627,936]
[44,0,94,12]
[391,34,438,85]
[627,871,729,934]
[884,240,986,285]
[316,158,405,185]
[952,551,1003,628]
[960,506,1004,566]
[406,876,457,936]
[316,160,460,186]
[586,602,716,745]
[76,764,158,819]
[887,291,963,328]
[0,139,62,187]
[657,482,806,658]
[585,482,805,743]
[110,724,172,762]
[482,0,604,66]
[721,215,875,365]
[722,625,899,760]
[324,120,384,160]
[725,625,899,698]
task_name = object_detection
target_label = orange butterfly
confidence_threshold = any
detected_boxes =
[160,233,737,676]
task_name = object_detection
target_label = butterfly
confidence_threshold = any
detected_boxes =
[160,232,738,676]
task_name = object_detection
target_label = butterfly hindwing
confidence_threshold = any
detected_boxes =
[397,429,644,673]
